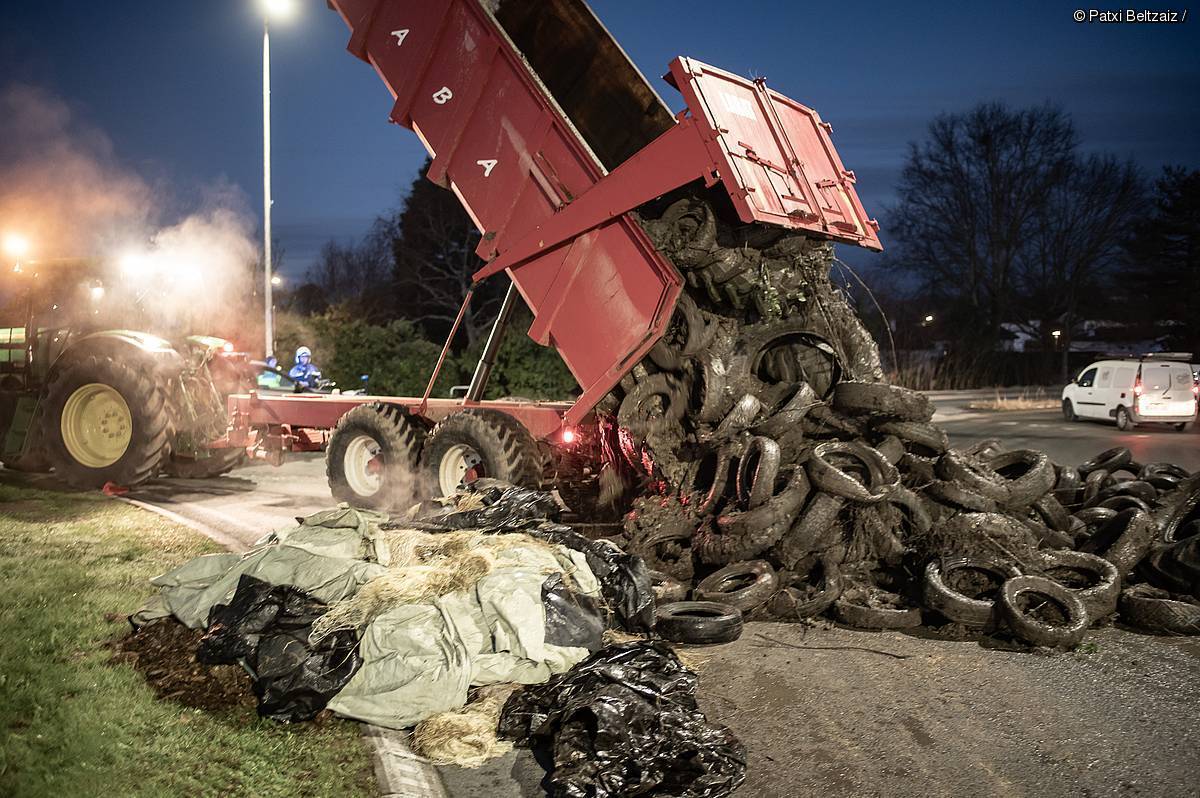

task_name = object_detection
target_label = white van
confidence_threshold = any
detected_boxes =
[1062,355,1198,431]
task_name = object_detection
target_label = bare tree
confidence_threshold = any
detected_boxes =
[887,103,1077,350]
[1015,155,1144,378]
[389,164,506,348]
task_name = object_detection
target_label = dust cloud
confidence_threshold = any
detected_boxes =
[0,84,261,347]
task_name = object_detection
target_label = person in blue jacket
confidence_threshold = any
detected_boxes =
[288,346,322,390]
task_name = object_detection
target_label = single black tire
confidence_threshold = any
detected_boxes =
[327,402,423,509]
[162,448,245,479]
[1062,399,1077,422]
[41,355,170,488]
[998,575,1089,648]
[923,557,1020,628]
[833,589,923,630]
[1037,550,1121,622]
[695,560,779,613]
[649,570,688,604]
[1115,406,1134,431]
[421,409,541,497]
[1079,447,1133,475]
[655,601,744,644]
[1118,585,1200,635]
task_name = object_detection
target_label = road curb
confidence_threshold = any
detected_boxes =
[114,494,448,798]
[114,495,250,552]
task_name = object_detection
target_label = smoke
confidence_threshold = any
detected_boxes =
[0,83,261,345]
[0,84,152,254]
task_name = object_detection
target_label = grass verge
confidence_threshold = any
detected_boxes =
[0,482,376,798]
[965,388,1061,412]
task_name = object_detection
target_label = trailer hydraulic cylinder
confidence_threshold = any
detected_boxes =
[466,281,518,402]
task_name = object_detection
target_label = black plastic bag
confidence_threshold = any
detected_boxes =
[197,575,361,722]
[499,641,746,798]
[431,483,562,531]
[542,572,606,652]
[531,523,656,633]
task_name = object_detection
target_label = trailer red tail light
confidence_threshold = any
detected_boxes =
[560,427,578,445]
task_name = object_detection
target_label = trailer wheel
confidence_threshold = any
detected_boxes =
[422,409,541,497]
[41,355,170,488]
[326,402,422,509]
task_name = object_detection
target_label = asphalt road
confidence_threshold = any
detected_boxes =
[15,401,1198,797]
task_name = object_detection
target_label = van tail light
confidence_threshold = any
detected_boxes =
[1133,379,1143,396]
[1192,383,1199,397]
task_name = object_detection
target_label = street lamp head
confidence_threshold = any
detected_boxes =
[3,233,30,259]
[261,0,296,20]
[923,314,934,323]
[271,275,283,286]
[1051,330,1062,338]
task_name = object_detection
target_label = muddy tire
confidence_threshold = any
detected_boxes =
[649,570,688,605]
[695,560,778,613]
[41,355,169,488]
[986,449,1055,509]
[876,421,948,457]
[923,557,1020,628]
[421,409,541,497]
[832,381,934,422]
[697,467,810,564]
[926,480,999,512]
[833,589,923,630]
[162,448,245,479]
[1037,550,1121,622]
[936,450,1011,503]
[997,575,1089,648]
[1079,508,1156,576]
[1118,585,1200,635]
[769,560,842,619]
[654,601,744,644]
[327,402,423,509]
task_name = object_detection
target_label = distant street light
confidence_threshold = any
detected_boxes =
[260,0,296,358]
[3,233,30,260]
[271,275,283,286]
[924,314,934,323]
[1051,330,1062,338]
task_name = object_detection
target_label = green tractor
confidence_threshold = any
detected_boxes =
[0,259,246,487]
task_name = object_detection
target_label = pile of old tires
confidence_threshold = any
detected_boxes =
[602,194,1199,648]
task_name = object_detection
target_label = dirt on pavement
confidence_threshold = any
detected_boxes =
[692,621,1200,798]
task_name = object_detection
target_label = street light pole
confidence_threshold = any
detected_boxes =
[262,20,274,358]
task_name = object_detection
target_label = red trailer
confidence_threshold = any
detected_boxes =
[228,0,881,508]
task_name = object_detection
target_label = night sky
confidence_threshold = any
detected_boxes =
[2,0,1197,280]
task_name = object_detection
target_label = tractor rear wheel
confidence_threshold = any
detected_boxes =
[422,409,542,497]
[41,355,170,488]
[162,448,245,479]
[326,402,423,509]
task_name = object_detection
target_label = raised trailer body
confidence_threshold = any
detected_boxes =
[230,0,881,504]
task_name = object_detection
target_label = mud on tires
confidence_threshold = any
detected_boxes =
[41,355,170,488]
[923,557,1020,628]
[421,409,541,497]
[997,575,1089,648]
[327,402,423,509]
